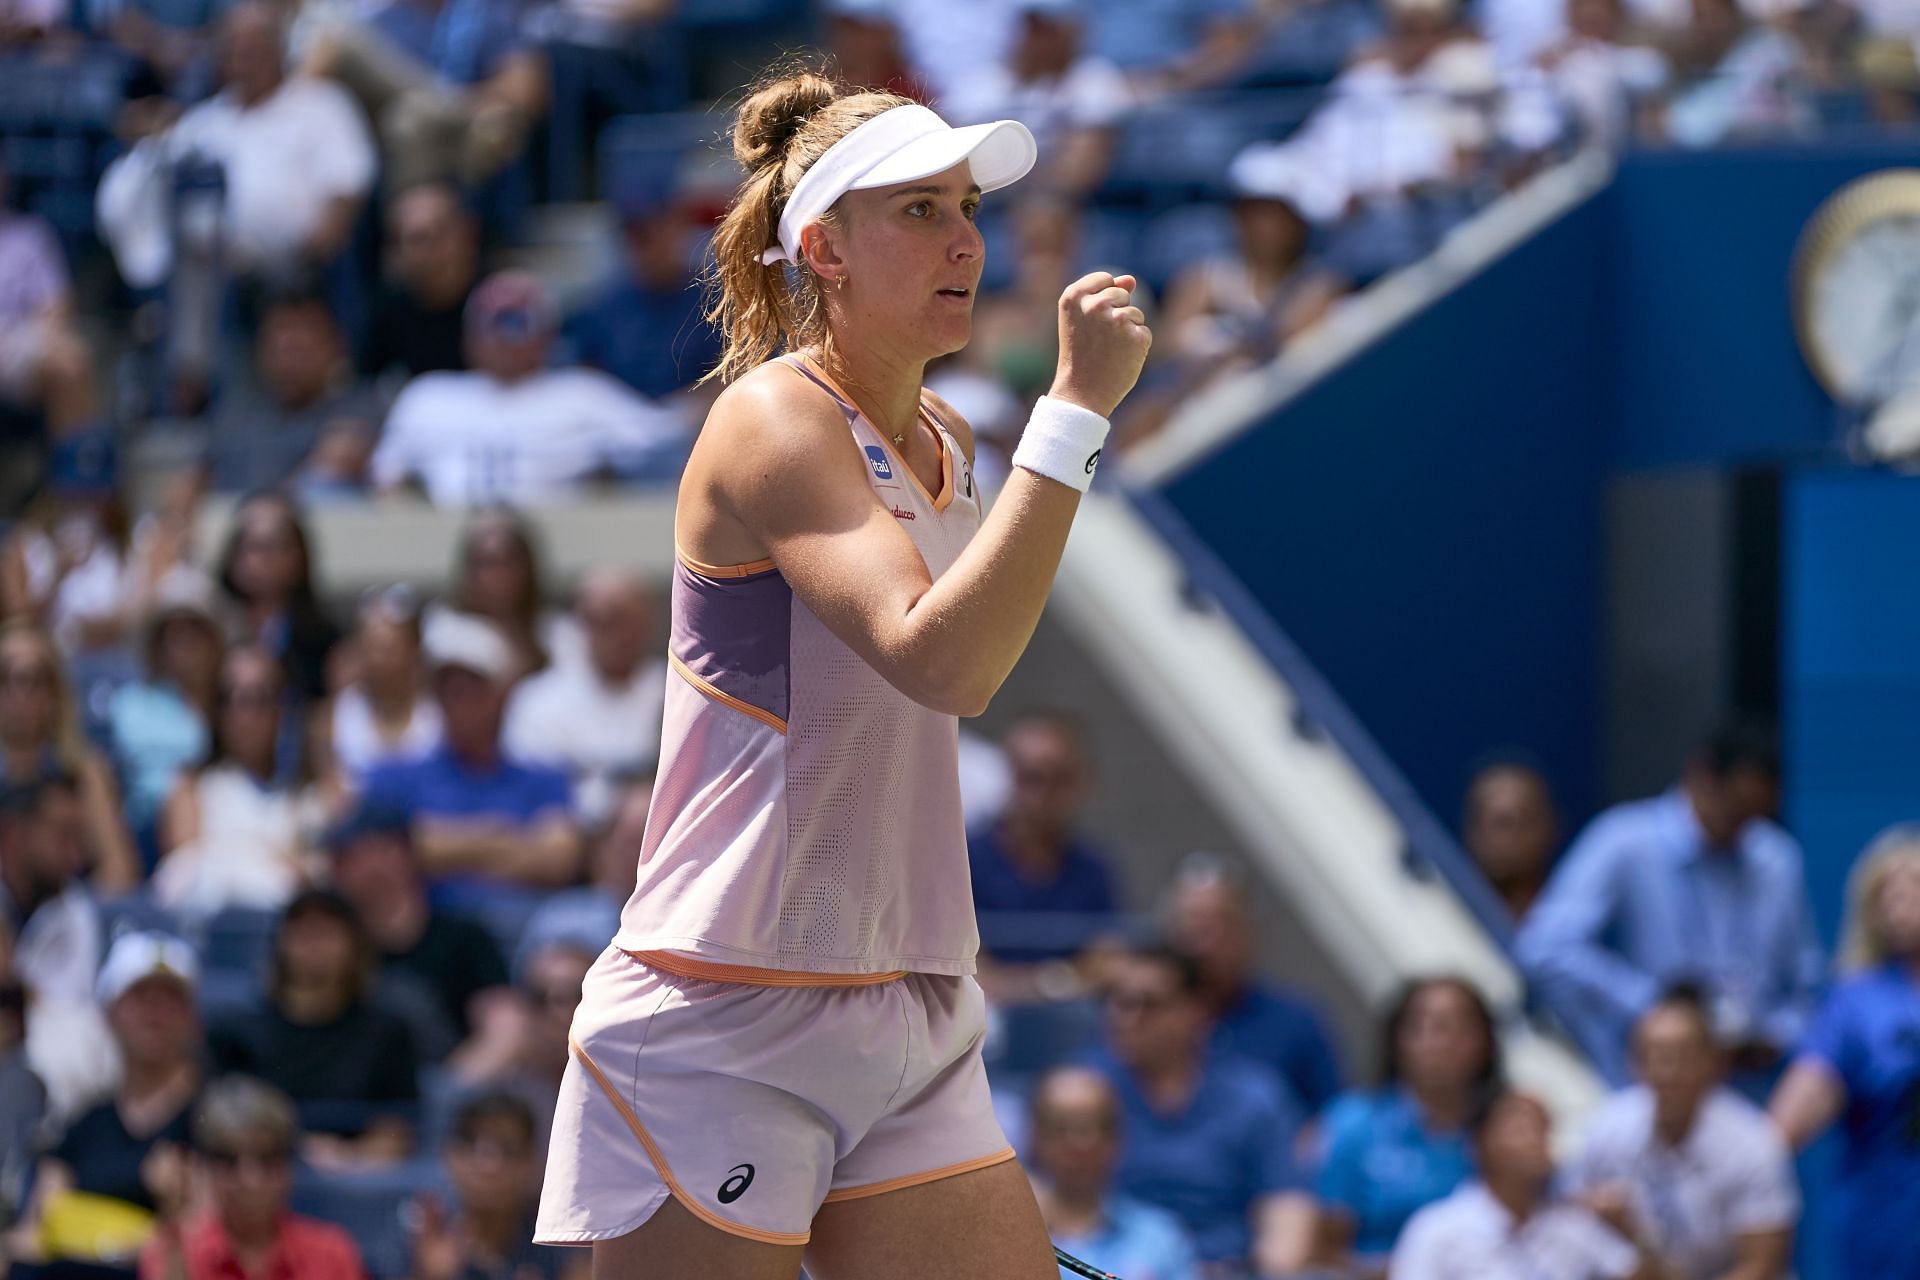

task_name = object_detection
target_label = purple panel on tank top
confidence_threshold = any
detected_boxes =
[671,560,792,722]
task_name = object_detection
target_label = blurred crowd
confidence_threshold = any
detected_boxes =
[0,1,1918,1279]
[0,487,1917,1280]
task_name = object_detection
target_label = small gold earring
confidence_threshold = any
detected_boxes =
[836,274,848,291]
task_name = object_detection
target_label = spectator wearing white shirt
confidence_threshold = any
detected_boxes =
[503,567,665,827]
[1391,1090,1654,1280]
[1533,0,1671,149]
[97,2,377,288]
[949,0,1135,197]
[328,585,442,788]
[371,272,691,509]
[1565,986,1798,1280]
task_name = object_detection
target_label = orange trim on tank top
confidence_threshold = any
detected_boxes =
[676,545,778,579]
[819,1148,1019,1204]
[568,1038,813,1247]
[789,354,955,513]
[628,949,908,987]
[667,654,788,735]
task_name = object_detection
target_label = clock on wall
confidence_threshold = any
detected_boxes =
[1792,169,1920,460]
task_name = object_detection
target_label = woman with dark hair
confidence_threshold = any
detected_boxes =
[325,584,442,786]
[206,888,419,1169]
[215,492,341,704]
[0,620,140,890]
[154,646,327,920]
[442,508,574,681]
[1307,976,1503,1278]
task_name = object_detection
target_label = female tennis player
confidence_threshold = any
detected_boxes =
[535,69,1149,1280]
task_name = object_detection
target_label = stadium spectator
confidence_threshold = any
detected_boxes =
[1770,824,1920,1280]
[1529,0,1672,150]
[1660,0,1815,146]
[1460,759,1560,923]
[363,182,481,383]
[360,610,581,923]
[1081,0,1263,93]
[949,0,1135,197]
[968,712,1119,974]
[1308,976,1502,1276]
[371,271,690,507]
[442,509,577,681]
[1087,944,1313,1276]
[0,774,100,1014]
[154,646,325,921]
[0,622,139,891]
[206,888,419,1167]
[514,775,647,977]
[968,196,1086,404]
[409,1091,588,1280]
[1163,854,1344,1114]
[561,173,721,402]
[1026,1065,1200,1280]
[453,936,592,1152]
[303,0,549,191]
[1517,720,1823,1085]
[1856,0,1920,121]
[0,962,39,1235]
[109,573,225,859]
[1389,1089,1651,1280]
[325,802,516,1071]
[96,1,377,287]
[8,932,202,1274]
[198,289,384,496]
[1566,985,1797,1280]
[213,492,343,706]
[139,1076,366,1280]
[823,0,930,101]
[325,585,442,787]
[0,156,104,447]
[504,567,664,825]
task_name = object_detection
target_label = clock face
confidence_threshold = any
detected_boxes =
[1794,171,1920,405]
[1805,212,1920,404]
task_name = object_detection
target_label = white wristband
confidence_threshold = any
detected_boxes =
[1011,396,1112,493]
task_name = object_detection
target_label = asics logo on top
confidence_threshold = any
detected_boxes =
[864,446,894,480]
[717,1164,755,1204]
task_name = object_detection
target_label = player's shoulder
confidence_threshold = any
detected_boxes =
[704,358,853,458]
[920,386,977,464]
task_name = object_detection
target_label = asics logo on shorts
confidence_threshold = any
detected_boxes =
[864,446,894,480]
[717,1164,756,1203]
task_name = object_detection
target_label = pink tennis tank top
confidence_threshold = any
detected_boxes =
[614,355,984,976]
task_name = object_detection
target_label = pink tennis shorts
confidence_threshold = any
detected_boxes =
[534,946,1016,1247]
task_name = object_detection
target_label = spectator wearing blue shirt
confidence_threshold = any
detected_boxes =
[1165,853,1344,1114]
[1310,977,1501,1274]
[1028,1065,1199,1280]
[1088,945,1315,1275]
[562,172,720,405]
[1517,721,1824,1086]
[1771,825,1920,1280]
[968,713,1120,972]
[305,0,549,189]
[361,610,580,934]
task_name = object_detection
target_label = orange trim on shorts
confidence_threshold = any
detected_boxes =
[820,1148,1019,1204]
[568,1037,813,1247]
[668,653,788,735]
[627,949,908,988]
[676,546,778,580]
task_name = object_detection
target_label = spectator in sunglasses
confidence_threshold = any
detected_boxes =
[140,1076,364,1280]
[371,271,691,509]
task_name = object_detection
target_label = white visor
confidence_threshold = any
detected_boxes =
[760,104,1037,266]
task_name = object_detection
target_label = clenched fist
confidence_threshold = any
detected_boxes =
[1049,272,1152,420]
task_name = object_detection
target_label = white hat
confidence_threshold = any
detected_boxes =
[1226,143,1347,224]
[97,931,199,1005]
[761,104,1037,266]
[423,610,518,686]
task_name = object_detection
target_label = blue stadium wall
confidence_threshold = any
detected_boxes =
[1157,140,1920,887]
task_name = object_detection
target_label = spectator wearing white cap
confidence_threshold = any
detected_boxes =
[360,611,580,926]
[947,0,1136,197]
[503,567,665,827]
[7,933,202,1272]
[371,271,692,509]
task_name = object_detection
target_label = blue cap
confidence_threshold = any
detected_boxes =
[325,800,414,856]
[47,430,118,499]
